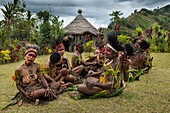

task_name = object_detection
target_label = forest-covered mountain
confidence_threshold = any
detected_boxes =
[124,4,170,31]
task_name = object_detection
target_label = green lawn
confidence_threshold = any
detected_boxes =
[0,53,170,113]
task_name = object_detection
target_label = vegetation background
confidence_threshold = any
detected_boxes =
[0,52,169,113]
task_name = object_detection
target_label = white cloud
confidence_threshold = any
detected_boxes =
[0,6,4,20]
[0,0,170,28]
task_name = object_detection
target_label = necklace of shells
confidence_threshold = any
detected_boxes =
[24,63,38,81]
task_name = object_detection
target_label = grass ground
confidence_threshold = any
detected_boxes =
[0,52,170,113]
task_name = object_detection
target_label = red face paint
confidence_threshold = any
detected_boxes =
[27,53,37,58]
[55,44,65,51]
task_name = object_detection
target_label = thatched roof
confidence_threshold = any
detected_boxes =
[64,10,98,36]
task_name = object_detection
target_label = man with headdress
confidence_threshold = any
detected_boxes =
[13,45,55,105]
[106,31,124,51]
[108,29,153,80]
[104,31,131,85]
[105,31,146,81]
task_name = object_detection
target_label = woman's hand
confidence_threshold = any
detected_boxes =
[24,92,33,99]
[44,87,50,97]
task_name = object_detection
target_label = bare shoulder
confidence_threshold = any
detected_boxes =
[15,63,25,73]
[33,62,40,68]
[72,51,77,56]
[34,62,40,66]
[63,55,69,60]
[72,52,79,59]
[15,63,25,72]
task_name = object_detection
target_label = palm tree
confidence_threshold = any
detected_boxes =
[1,0,30,43]
[0,2,15,44]
[109,11,123,34]
[1,0,25,25]
[27,10,32,21]
[109,11,123,24]
[1,3,14,25]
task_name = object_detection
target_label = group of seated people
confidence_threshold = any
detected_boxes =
[12,31,153,106]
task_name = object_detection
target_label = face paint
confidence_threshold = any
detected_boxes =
[77,46,83,53]
[58,48,65,51]
[27,53,37,58]
[55,44,65,51]
[55,44,65,56]
[100,47,106,53]
[58,48,65,56]
[25,52,37,64]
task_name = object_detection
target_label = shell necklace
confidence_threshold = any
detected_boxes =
[24,62,38,81]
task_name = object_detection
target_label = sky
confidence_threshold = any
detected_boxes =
[0,0,170,28]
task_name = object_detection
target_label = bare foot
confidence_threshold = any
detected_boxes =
[35,99,40,105]
[69,91,81,97]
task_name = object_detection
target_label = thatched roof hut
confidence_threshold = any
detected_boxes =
[64,10,98,36]
[63,9,99,51]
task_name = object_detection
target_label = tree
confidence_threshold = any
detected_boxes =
[108,21,114,29]
[36,11,64,54]
[51,16,64,38]
[0,0,28,41]
[1,2,14,25]
[0,0,64,56]
[36,11,50,23]
[109,10,123,25]
[109,11,124,35]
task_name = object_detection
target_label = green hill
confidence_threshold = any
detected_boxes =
[122,4,170,33]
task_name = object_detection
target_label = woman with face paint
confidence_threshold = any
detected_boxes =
[14,45,55,105]
[54,43,71,69]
